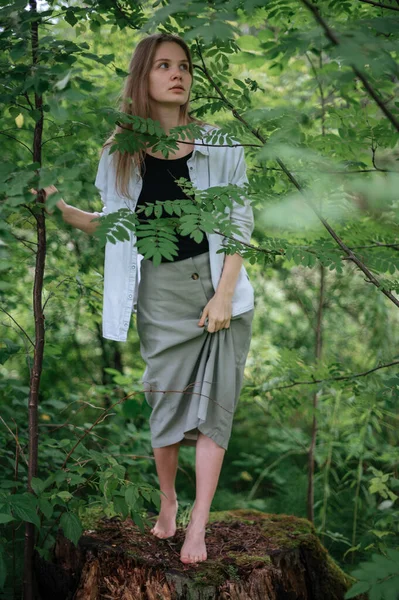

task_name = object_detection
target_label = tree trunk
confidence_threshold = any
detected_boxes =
[34,509,362,600]
[24,2,46,599]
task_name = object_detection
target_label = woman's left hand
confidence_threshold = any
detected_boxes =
[198,292,233,333]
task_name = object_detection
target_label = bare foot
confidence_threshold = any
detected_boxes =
[150,496,178,539]
[180,521,207,564]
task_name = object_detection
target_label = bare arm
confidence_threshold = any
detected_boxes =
[31,185,101,235]
[61,203,101,235]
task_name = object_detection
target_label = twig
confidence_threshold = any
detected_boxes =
[42,277,74,311]
[24,92,34,111]
[370,139,388,172]
[212,229,282,256]
[305,52,326,136]
[0,131,33,155]
[358,0,399,11]
[41,132,73,147]
[350,242,399,250]
[0,416,29,466]
[265,359,399,392]
[60,382,233,470]
[0,307,35,347]
[8,232,37,253]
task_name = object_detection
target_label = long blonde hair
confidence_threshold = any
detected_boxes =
[103,33,201,199]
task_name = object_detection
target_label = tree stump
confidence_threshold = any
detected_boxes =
[34,509,360,600]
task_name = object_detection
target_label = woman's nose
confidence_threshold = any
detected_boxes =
[171,67,182,79]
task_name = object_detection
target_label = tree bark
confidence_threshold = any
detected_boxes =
[34,509,362,600]
[24,2,46,599]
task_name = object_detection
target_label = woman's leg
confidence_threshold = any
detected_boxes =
[180,432,226,563]
[150,441,180,538]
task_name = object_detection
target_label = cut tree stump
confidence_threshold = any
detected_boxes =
[34,509,361,600]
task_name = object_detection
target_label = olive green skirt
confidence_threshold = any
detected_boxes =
[136,251,254,450]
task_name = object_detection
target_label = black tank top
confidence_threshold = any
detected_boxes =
[136,151,210,263]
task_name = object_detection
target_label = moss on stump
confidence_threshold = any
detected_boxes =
[34,508,361,600]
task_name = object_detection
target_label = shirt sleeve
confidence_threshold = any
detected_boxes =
[227,144,254,246]
[94,146,110,217]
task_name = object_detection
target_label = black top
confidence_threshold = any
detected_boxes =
[136,151,209,263]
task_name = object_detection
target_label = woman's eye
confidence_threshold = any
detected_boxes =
[158,62,188,70]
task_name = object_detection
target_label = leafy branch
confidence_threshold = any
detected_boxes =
[264,359,399,392]
[300,0,399,132]
[194,41,399,309]
[358,0,399,11]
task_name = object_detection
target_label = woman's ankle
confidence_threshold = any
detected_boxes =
[160,490,177,503]
[189,507,209,527]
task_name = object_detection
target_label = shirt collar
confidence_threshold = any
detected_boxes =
[193,140,209,156]
[192,124,213,156]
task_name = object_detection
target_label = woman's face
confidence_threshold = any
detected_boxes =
[148,42,192,108]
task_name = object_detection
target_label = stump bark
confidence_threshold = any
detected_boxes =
[34,509,360,600]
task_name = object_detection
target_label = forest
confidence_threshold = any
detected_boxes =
[1,0,399,598]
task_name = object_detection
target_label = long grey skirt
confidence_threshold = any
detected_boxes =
[136,250,254,450]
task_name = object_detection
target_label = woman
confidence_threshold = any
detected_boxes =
[37,33,255,565]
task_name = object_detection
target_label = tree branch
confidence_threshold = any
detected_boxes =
[115,120,262,149]
[265,359,399,392]
[0,307,35,347]
[300,0,399,132]
[0,131,33,155]
[305,52,326,136]
[194,41,399,310]
[358,0,399,11]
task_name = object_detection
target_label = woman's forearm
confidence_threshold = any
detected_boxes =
[215,253,243,298]
[61,203,101,235]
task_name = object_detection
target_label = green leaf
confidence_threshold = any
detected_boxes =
[132,510,145,533]
[154,204,163,218]
[113,495,129,520]
[38,498,53,520]
[54,71,71,91]
[125,485,139,509]
[144,205,154,216]
[60,512,83,546]
[233,78,248,90]
[344,580,370,598]
[65,9,78,27]
[369,584,383,600]
[151,490,160,510]
[9,494,40,528]
[113,225,130,242]
[236,35,261,51]
[0,339,20,365]
[0,513,15,524]
[31,477,47,496]
[57,491,73,503]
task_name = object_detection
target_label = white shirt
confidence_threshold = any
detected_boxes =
[94,125,255,342]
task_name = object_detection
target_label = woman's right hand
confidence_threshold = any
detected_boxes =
[30,185,67,215]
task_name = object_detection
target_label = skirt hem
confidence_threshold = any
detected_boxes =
[151,423,228,451]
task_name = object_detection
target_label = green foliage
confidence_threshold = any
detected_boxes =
[1,0,399,596]
[345,549,399,600]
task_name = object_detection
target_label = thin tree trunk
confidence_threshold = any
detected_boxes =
[24,2,45,598]
[307,264,325,522]
[307,51,326,523]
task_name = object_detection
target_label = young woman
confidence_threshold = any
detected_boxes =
[37,33,255,565]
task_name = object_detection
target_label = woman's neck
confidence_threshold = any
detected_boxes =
[149,105,186,134]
